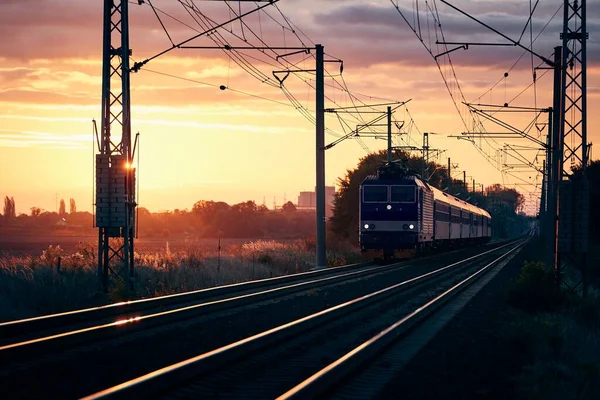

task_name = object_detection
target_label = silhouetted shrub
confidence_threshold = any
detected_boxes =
[509,261,564,312]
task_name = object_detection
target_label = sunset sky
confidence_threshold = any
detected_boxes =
[1,0,598,216]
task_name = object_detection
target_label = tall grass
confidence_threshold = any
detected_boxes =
[0,239,360,322]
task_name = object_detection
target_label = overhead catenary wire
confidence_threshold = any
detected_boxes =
[390,0,561,203]
[139,0,414,147]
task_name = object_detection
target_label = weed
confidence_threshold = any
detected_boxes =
[509,261,564,312]
[0,238,360,322]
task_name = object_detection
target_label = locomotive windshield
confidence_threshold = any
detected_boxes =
[390,185,415,203]
[363,186,388,202]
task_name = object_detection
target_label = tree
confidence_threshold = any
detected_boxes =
[69,198,76,214]
[30,207,42,217]
[281,201,297,213]
[59,199,66,216]
[485,184,524,213]
[3,196,15,222]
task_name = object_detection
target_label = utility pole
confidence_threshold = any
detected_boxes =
[422,132,429,178]
[549,46,562,281]
[315,44,326,269]
[96,0,136,291]
[387,106,392,163]
[545,107,553,258]
[540,159,546,235]
[472,179,476,193]
[447,157,451,193]
[463,171,467,192]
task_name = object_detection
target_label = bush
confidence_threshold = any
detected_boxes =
[509,261,564,312]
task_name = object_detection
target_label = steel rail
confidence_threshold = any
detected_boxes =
[0,260,375,339]
[1,239,514,347]
[278,238,528,399]
[1,258,430,355]
[82,240,520,400]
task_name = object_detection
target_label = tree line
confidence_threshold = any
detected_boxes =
[0,196,314,239]
[6,159,598,244]
[137,200,312,238]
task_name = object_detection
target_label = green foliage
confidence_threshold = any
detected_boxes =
[509,261,564,312]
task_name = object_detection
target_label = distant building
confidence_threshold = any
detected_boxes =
[297,186,335,217]
[298,191,315,208]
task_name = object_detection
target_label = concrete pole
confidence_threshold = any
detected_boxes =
[447,157,451,193]
[546,107,553,261]
[463,171,467,193]
[540,159,546,235]
[315,44,326,269]
[387,106,392,163]
[423,132,429,179]
[550,46,563,282]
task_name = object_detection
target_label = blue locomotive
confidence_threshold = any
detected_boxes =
[360,162,491,259]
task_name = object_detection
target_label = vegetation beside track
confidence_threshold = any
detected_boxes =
[0,239,360,322]
[505,237,600,400]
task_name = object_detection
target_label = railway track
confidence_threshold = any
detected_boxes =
[81,237,527,399]
[0,259,377,342]
[0,241,514,399]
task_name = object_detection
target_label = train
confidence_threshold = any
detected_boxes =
[359,162,492,259]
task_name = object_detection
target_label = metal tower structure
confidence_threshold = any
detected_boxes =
[556,0,589,293]
[560,0,588,176]
[96,0,136,291]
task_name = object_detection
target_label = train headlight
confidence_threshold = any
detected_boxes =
[409,224,415,230]
[386,204,392,210]
[364,224,369,229]
[403,224,409,230]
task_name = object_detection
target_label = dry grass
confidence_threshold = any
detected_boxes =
[0,239,360,322]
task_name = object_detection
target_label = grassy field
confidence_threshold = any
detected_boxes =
[0,233,269,256]
[0,236,360,322]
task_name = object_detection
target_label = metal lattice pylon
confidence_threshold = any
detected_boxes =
[556,0,589,294]
[560,0,588,175]
[96,0,136,291]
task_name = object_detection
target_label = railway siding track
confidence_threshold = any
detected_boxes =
[83,239,525,399]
